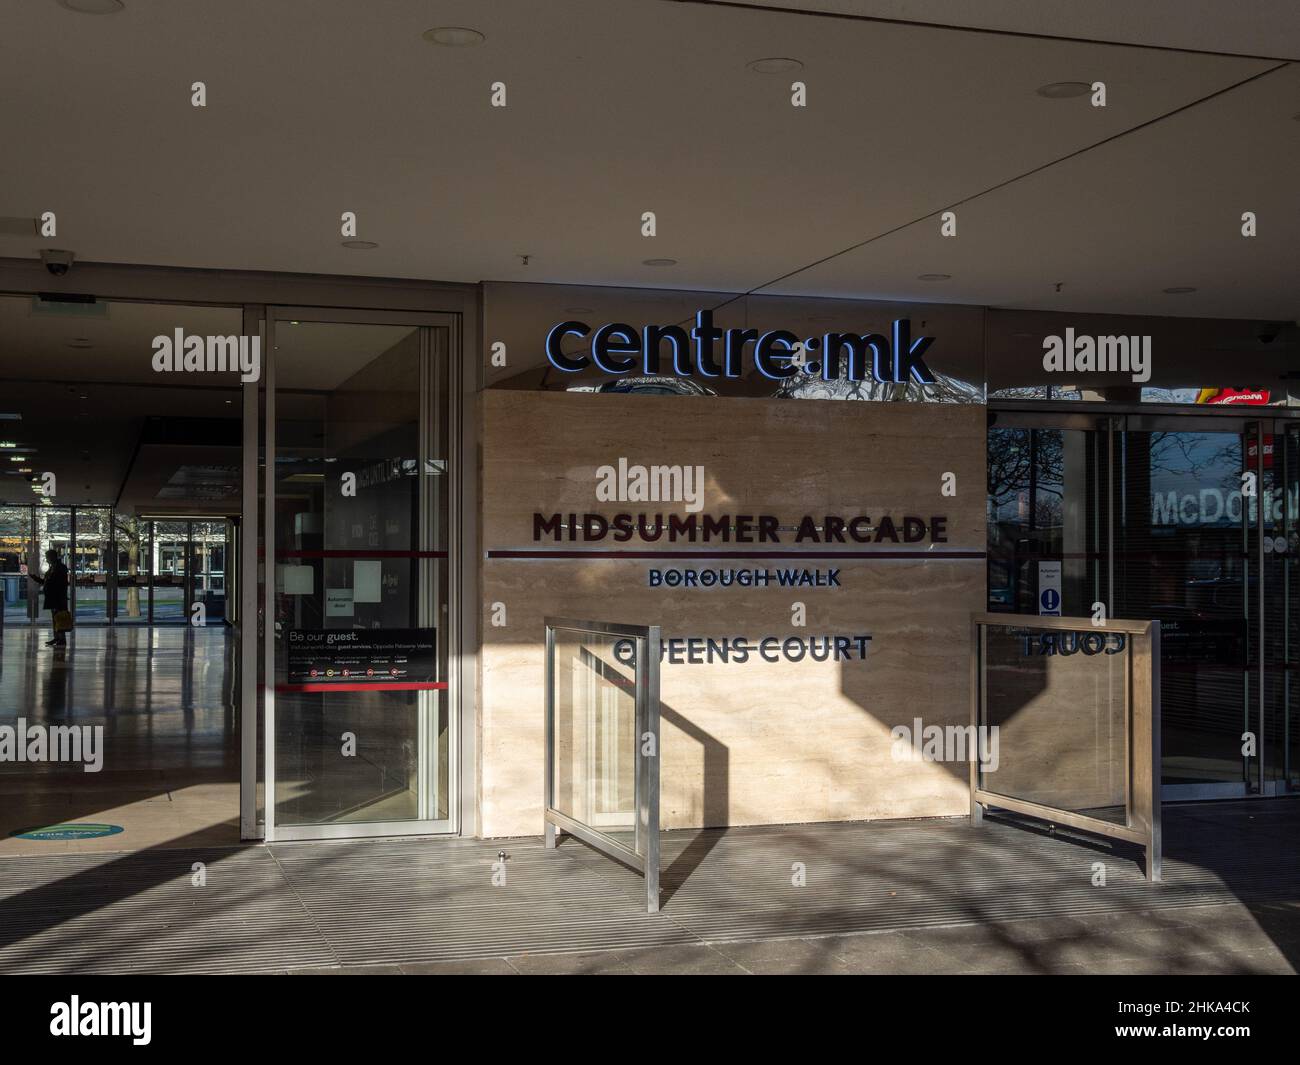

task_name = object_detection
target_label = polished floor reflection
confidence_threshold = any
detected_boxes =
[0,626,239,855]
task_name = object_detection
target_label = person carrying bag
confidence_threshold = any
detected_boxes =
[31,548,71,647]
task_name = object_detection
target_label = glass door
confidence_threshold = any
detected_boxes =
[34,505,71,588]
[986,416,1114,618]
[262,309,456,840]
[72,505,113,624]
[1118,422,1258,798]
[190,519,229,624]
[151,520,189,622]
[0,504,36,625]
[990,410,1300,801]
[114,514,150,624]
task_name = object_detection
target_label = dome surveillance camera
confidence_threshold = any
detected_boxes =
[1256,322,1292,345]
[40,249,75,276]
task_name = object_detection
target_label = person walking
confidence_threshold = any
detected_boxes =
[31,548,70,647]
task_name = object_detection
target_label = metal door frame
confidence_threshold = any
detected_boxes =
[254,306,462,843]
[1283,422,1300,792]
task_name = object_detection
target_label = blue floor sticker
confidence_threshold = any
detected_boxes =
[10,823,125,841]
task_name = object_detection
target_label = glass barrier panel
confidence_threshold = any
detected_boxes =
[550,628,639,849]
[980,622,1129,825]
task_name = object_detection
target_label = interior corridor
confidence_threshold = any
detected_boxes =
[0,626,239,855]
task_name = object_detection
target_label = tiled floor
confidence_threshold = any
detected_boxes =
[0,625,240,856]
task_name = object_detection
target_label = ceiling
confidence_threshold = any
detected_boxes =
[0,376,238,510]
[0,0,1296,323]
[0,295,422,507]
[724,1,1300,60]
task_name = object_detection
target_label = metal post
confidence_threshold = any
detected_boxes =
[969,617,983,825]
[1256,421,1266,795]
[263,314,278,841]
[146,521,154,624]
[1148,625,1162,881]
[543,621,556,848]
[239,305,263,838]
[69,504,77,622]
[640,625,661,913]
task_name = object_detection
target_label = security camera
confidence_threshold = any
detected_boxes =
[1257,321,1292,345]
[40,249,74,277]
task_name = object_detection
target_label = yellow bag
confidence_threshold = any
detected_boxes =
[53,610,73,633]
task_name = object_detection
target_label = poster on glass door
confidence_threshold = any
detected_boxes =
[286,628,437,688]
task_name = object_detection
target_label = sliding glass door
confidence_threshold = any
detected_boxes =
[72,506,113,623]
[260,309,457,840]
[0,504,36,625]
[989,410,1299,800]
[1117,423,1258,798]
[112,514,149,623]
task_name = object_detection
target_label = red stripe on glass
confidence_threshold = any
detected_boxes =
[275,682,448,693]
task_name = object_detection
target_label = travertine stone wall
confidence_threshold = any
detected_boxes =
[479,390,987,838]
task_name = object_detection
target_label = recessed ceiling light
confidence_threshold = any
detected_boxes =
[748,57,803,74]
[341,240,378,250]
[57,0,124,13]
[422,26,485,47]
[917,273,951,281]
[642,258,677,267]
[1036,81,1091,99]
[1162,286,1197,294]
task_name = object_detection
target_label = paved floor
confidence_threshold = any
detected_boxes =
[2,625,1297,975]
[0,800,1296,974]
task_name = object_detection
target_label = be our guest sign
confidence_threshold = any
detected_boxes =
[284,628,438,691]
